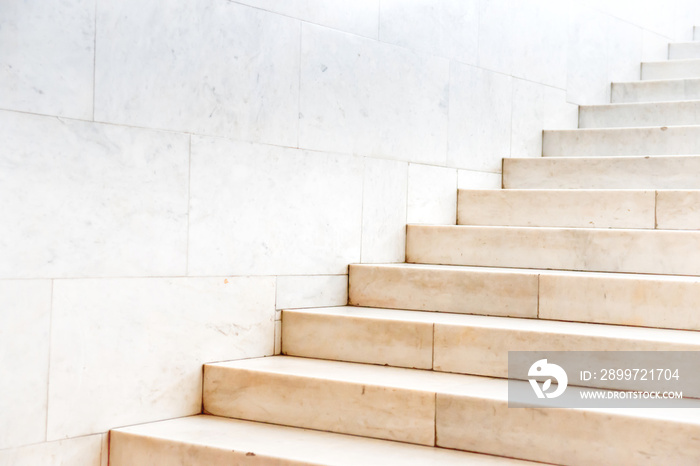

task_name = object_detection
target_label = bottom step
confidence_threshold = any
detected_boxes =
[110,415,533,465]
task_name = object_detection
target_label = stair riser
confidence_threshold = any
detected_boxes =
[503,156,700,189]
[458,189,700,229]
[202,361,700,465]
[669,43,700,60]
[611,79,700,103]
[642,60,700,80]
[349,264,700,330]
[282,310,700,387]
[458,189,655,229]
[349,264,538,318]
[407,225,700,276]
[203,365,436,446]
[542,127,700,157]
[438,394,700,465]
[579,101,700,128]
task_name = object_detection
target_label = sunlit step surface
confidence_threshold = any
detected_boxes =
[348,263,700,330]
[542,126,700,157]
[110,415,534,465]
[203,356,700,465]
[579,101,700,128]
[503,155,700,189]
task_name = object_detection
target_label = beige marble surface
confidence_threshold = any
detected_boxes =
[540,272,700,330]
[656,190,700,229]
[437,379,700,465]
[504,155,700,190]
[203,356,479,446]
[407,225,700,275]
[110,415,535,465]
[282,307,434,369]
[458,189,656,228]
[0,280,52,449]
[349,263,538,318]
[47,276,275,440]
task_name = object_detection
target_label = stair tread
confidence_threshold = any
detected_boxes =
[111,415,533,465]
[206,356,700,420]
[284,305,700,343]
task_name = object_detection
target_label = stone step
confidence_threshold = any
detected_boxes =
[503,155,700,189]
[542,126,700,157]
[457,189,658,229]
[579,101,700,128]
[110,415,532,466]
[348,263,700,330]
[282,306,700,381]
[641,59,700,80]
[611,78,700,103]
[669,42,700,60]
[202,356,700,465]
[458,189,700,230]
[406,225,700,276]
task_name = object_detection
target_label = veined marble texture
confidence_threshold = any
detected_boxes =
[95,0,300,147]
[187,136,363,276]
[0,0,94,119]
[0,280,52,450]
[299,23,449,165]
[0,111,189,279]
[46,276,275,440]
[231,0,379,39]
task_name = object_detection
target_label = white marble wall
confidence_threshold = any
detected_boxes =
[2,0,700,462]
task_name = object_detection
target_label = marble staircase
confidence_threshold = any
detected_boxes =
[108,31,700,465]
